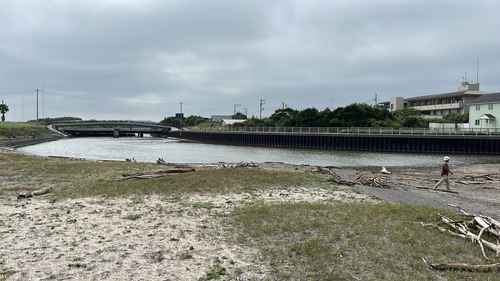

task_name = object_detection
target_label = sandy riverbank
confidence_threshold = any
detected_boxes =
[0,167,374,280]
[1,139,499,280]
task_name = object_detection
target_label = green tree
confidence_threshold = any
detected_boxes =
[316,108,339,127]
[197,122,222,128]
[393,108,428,127]
[441,113,469,123]
[269,108,299,126]
[184,115,205,126]
[159,116,181,126]
[335,103,371,127]
[238,116,268,126]
[294,108,320,127]
[231,112,247,120]
[0,103,9,122]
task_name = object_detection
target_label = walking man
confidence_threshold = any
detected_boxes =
[434,156,453,190]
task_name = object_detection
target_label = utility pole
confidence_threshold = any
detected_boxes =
[36,89,39,125]
[244,108,247,118]
[233,104,241,115]
[259,99,265,119]
[180,102,183,136]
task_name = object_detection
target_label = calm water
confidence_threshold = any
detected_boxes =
[17,137,500,167]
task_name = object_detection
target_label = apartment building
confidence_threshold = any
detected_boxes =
[381,81,494,118]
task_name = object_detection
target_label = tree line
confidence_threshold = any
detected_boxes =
[161,103,469,128]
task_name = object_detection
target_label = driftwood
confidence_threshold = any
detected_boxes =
[415,186,459,194]
[455,180,485,185]
[306,166,356,186]
[356,173,389,188]
[156,158,194,168]
[308,166,336,175]
[156,158,169,165]
[217,161,259,168]
[422,213,500,260]
[125,158,137,162]
[328,176,356,186]
[17,187,51,199]
[118,169,195,180]
[422,258,500,272]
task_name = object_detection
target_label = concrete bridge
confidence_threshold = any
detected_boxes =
[52,120,180,138]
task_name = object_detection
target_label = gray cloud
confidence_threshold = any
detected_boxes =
[1,0,499,121]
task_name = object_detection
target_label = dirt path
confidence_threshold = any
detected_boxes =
[192,161,500,221]
[332,164,500,220]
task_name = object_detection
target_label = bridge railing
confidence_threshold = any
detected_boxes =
[185,126,500,136]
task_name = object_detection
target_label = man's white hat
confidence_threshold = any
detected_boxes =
[444,156,450,161]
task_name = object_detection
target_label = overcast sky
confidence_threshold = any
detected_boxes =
[1,0,499,122]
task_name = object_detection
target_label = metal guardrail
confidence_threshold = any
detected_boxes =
[186,126,500,136]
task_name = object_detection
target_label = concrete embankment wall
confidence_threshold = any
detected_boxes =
[169,131,500,154]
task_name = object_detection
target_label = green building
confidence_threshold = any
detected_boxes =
[468,92,500,130]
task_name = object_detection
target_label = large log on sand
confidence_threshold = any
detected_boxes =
[17,187,51,199]
[423,259,500,272]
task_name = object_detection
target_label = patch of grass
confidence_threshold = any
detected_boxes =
[67,263,87,268]
[228,201,500,280]
[0,122,52,140]
[0,153,320,199]
[123,214,142,220]
[199,262,226,281]
[191,202,218,209]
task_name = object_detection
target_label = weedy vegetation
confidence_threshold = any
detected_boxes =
[0,122,52,140]
[1,152,499,280]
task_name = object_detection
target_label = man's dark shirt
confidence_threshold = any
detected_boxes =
[441,162,450,176]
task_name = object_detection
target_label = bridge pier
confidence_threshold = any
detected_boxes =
[113,127,120,138]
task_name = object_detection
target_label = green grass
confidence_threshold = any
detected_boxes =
[0,153,320,200]
[0,122,52,140]
[228,201,500,280]
[1,152,499,280]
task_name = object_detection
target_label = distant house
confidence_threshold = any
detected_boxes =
[221,119,246,126]
[468,92,500,130]
[211,115,233,122]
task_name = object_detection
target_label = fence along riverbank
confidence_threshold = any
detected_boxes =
[168,128,500,154]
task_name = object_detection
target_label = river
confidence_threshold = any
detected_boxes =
[16,136,500,167]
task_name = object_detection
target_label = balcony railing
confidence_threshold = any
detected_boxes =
[410,101,463,110]
[184,126,500,136]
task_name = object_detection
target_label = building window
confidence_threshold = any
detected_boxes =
[475,119,480,126]
[488,104,493,110]
[476,105,481,111]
